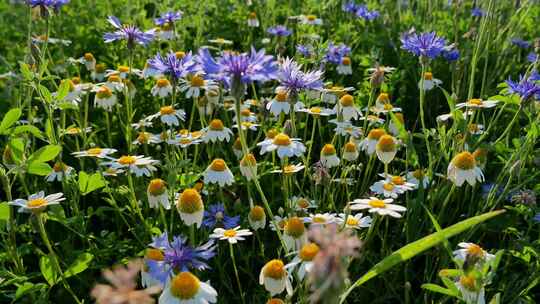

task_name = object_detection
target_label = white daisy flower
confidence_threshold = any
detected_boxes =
[406,169,430,188]
[147,179,171,210]
[80,53,96,71]
[176,188,204,228]
[248,205,266,230]
[375,134,398,164]
[266,91,292,117]
[336,56,352,75]
[203,159,234,187]
[93,85,117,111]
[320,144,340,168]
[301,14,323,25]
[332,121,363,138]
[456,98,499,109]
[257,133,306,159]
[359,128,387,156]
[259,259,293,296]
[72,147,117,158]
[283,217,307,252]
[342,141,359,161]
[284,242,319,281]
[350,197,407,218]
[148,105,186,127]
[91,64,106,81]
[321,86,355,104]
[247,12,260,27]
[151,78,173,98]
[419,72,442,91]
[208,38,233,45]
[159,272,217,304]
[233,121,260,131]
[447,152,484,186]
[239,154,257,181]
[105,65,142,79]
[103,155,159,177]
[456,274,486,304]
[292,196,317,211]
[104,74,125,92]
[304,213,337,226]
[298,106,334,117]
[9,191,65,213]
[453,242,495,264]
[210,226,253,244]
[46,161,74,182]
[179,74,218,99]
[202,119,233,143]
[359,115,385,126]
[62,126,92,136]
[337,213,372,230]
[271,163,305,175]
[234,107,258,123]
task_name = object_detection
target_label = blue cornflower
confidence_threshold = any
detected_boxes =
[27,0,69,12]
[481,182,503,199]
[471,7,485,17]
[267,25,292,37]
[155,11,183,26]
[202,203,240,229]
[355,5,380,21]
[277,58,323,94]
[147,51,199,82]
[533,213,540,223]
[198,47,278,87]
[527,52,539,63]
[324,42,351,65]
[506,74,540,101]
[103,16,155,48]
[342,1,358,13]
[296,44,313,57]
[530,70,540,81]
[442,47,460,62]
[400,31,447,59]
[511,38,531,49]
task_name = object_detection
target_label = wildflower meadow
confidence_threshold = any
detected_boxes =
[1,0,540,303]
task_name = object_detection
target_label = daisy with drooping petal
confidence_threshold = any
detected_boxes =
[305,213,338,226]
[104,74,125,92]
[300,14,323,25]
[248,205,266,230]
[292,196,318,212]
[332,121,362,138]
[179,74,217,99]
[337,213,372,230]
[80,52,96,71]
[93,85,117,111]
[419,72,442,91]
[336,56,352,75]
[147,179,171,210]
[298,106,334,117]
[46,161,74,182]
[271,163,305,175]
[266,90,292,117]
[350,197,406,218]
[456,98,499,109]
[342,141,359,161]
[210,226,253,244]
[176,189,204,228]
[148,105,186,127]
[406,169,430,188]
[258,133,306,158]
[92,63,106,81]
[455,274,485,304]
[360,128,386,155]
[376,134,398,164]
[202,119,233,143]
[285,242,319,281]
[9,191,65,214]
[334,94,361,121]
[151,78,173,98]
[320,144,340,168]
[359,114,385,126]
[370,176,411,199]
[72,147,117,158]
[239,153,257,181]
[159,271,217,304]
[259,259,293,296]
[447,152,484,186]
[203,159,234,187]
[283,217,307,252]
[247,12,260,27]
[103,155,159,177]
[453,242,495,264]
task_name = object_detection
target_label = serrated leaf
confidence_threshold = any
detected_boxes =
[78,172,105,195]
[0,108,22,134]
[12,125,44,139]
[28,145,61,163]
[64,253,94,279]
[339,210,505,303]
[421,283,459,297]
[28,162,52,176]
[39,254,59,286]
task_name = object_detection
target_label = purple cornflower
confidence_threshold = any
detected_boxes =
[27,0,69,13]
[530,70,540,81]
[103,16,155,48]
[401,31,447,59]
[277,58,323,95]
[198,47,278,87]
[155,11,183,26]
[324,42,351,65]
[506,74,540,101]
[342,1,358,13]
[146,233,216,285]
[527,52,539,63]
[471,7,485,17]
[267,25,292,37]
[355,5,379,21]
[147,51,199,82]
[296,44,313,57]
[511,38,531,49]
[443,47,460,62]
[202,203,240,229]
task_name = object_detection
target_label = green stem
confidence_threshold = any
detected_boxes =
[229,243,245,304]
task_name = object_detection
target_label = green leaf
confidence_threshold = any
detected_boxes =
[439,87,456,111]
[19,62,33,81]
[28,145,61,163]
[39,254,59,286]
[0,108,22,134]
[64,253,94,279]
[421,283,459,297]
[39,85,53,104]
[57,102,79,111]
[78,172,106,195]
[15,282,47,300]
[27,162,52,176]
[7,138,25,164]
[56,79,71,102]
[12,125,44,139]
[0,202,10,221]
[489,293,501,304]
[339,210,505,303]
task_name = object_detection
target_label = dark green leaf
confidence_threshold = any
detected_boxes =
[28,145,61,163]
[64,253,94,279]
[39,255,58,286]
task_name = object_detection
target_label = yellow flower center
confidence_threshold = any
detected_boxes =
[466,244,485,258]
[178,189,203,213]
[249,12,257,19]
[53,162,66,172]
[340,94,354,107]
[285,217,305,237]
[383,103,394,110]
[263,260,286,279]
[391,176,405,185]
[473,148,487,163]
[383,183,395,191]
[309,107,322,115]
[468,123,479,132]
[307,14,317,21]
[369,199,386,208]
[223,229,237,238]
[267,299,285,304]
[148,179,166,196]
[191,131,203,139]
[66,127,81,134]
[424,72,433,80]
[86,148,102,156]
[299,243,320,261]
[468,98,483,106]
[249,205,265,221]
[160,106,175,115]
[179,138,192,145]
[190,75,205,87]
[27,198,47,208]
[275,91,288,102]
[377,93,389,103]
[233,138,242,150]
[283,165,297,175]
[459,275,477,291]
[412,169,424,179]
[273,133,291,146]
[209,119,224,131]
[95,64,106,73]
[175,51,186,59]
[156,78,170,88]
[321,144,336,156]
[346,217,359,226]
[341,56,351,65]
[368,128,386,140]
[137,132,150,144]
[108,75,121,83]
[96,86,113,99]
[146,248,164,261]
[297,198,309,209]
[240,153,257,167]
[83,53,94,61]
[452,152,476,170]
[71,77,81,85]
[170,272,200,299]
[377,135,396,152]
[118,66,129,73]
[266,129,278,139]
[118,155,136,165]
[312,216,326,224]
[209,159,227,171]
[344,142,357,152]
[240,108,252,117]
[161,22,173,31]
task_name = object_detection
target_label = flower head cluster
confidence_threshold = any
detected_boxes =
[401,31,448,59]
[505,74,540,101]
[103,16,155,48]
[147,51,199,82]
[277,58,323,95]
